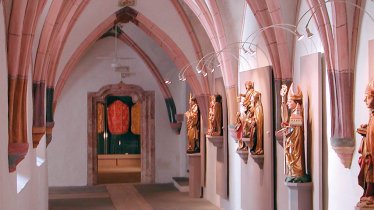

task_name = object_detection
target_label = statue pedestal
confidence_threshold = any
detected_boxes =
[187,153,201,198]
[285,182,313,210]
[356,202,374,209]
[356,207,374,210]
[236,150,249,164]
[250,154,264,169]
[206,135,223,148]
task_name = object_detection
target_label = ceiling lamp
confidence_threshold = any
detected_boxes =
[306,27,314,39]
[295,30,304,41]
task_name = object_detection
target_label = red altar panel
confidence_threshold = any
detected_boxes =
[107,100,129,135]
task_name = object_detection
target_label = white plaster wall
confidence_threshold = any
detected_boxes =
[295,53,324,210]
[240,5,271,72]
[168,75,188,177]
[15,65,48,210]
[0,3,48,209]
[217,0,245,45]
[292,0,324,74]
[323,2,374,210]
[223,133,242,210]
[204,138,221,205]
[56,0,196,81]
[32,0,52,60]
[292,1,374,210]
[0,4,16,209]
[350,2,374,206]
[239,67,274,210]
[203,77,231,208]
[204,4,273,210]
[48,37,185,186]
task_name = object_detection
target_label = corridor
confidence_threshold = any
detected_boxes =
[49,183,220,210]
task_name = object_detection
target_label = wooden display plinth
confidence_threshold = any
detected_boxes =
[285,182,313,210]
[206,135,223,148]
[187,153,202,198]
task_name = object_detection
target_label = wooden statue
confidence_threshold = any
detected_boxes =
[239,81,255,115]
[237,81,264,155]
[208,95,223,136]
[235,112,247,151]
[250,91,264,155]
[280,84,289,126]
[281,83,310,183]
[357,80,374,207]
[237,81,255,152]
[185,95,200,153]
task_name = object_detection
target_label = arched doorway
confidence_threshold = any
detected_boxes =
[87,82,155,185]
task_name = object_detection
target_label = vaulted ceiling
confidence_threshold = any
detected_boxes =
[3,0,365,170]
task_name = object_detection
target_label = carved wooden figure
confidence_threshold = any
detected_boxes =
[357,80,374,208]
[237,81,255,152]
[185,95,200,153]
[208,95,222,136]
[282,83,310,183]
[250,91,264,155]
[237,81,264,155]
[235,112,247,151]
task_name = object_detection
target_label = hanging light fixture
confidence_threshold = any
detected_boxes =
[295,30,304,41]
[306,27,314,39]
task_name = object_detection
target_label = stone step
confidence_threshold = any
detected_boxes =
[172,177,189,193]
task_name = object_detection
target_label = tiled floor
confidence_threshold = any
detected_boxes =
[49,183,220,210]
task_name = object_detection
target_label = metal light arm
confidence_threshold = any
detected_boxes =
[246,26,302,55]
[241,24,299,50]
[299,0,374,29]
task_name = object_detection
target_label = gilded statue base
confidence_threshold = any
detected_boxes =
[206,135,223,148]
[285,182,313,210]
[236,150,249,164]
